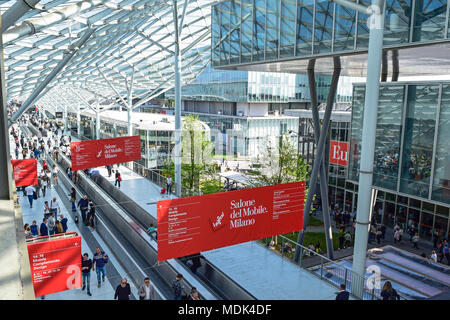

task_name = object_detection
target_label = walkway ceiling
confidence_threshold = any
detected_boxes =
[1,0,217,112]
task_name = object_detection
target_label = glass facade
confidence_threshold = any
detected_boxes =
[212,0,450,67]
[349,81,450,204]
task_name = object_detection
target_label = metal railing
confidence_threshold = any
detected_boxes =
[267,235,386,300]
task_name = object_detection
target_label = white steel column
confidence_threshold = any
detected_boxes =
[173,0,182,197]
[96,101,100,140]
[63,104,68,135]
[77,104,81,136]
[127,71,134,136]
[339,0,386,299]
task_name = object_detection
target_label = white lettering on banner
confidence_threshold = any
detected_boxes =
[332,144,348,162]
[229,198,267,229]
[103,143,123,159]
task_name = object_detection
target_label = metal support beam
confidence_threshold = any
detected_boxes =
[9,28,94,126]
[0,13,13,200]
[1,0,42,33]
[173,0,182,197]
[294,56,341,262]
[381,50,388,82]
[127,71,134,136]
[351,0,385,299]
[97,67,129,109]
[305,59,335,260]
[392,49,399,81]
[77,104,81,136]
[96,101,100,140]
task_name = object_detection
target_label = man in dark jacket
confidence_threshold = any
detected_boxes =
[40,218,48,236]
[81,253,93,296]
[114,278,131,300]
[172,274,184,300]
[336,284,350,300]
[77,195,89,223]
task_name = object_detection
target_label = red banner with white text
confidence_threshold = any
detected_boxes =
[11,159,38,187]
[27,234,82,297]
[329,141,349,166]
[157,181,305,262]
[70,136,141,171]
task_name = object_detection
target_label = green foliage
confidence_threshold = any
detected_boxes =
[249,134,310,187]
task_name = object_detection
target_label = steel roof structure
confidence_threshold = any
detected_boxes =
[2,0,218,117]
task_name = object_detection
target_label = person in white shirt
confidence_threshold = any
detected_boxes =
[52,165,58,185]
[431,251,438,264]
[166,176,173,195]
[50,197,60,219]
[24,185,36,208]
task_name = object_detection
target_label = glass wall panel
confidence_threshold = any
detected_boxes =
[385,201,396,227]
[400,85,439,198]
[217,2,230,65]
[313,0,334,54]
[412,0,447,42]
[356,0,371,49]
[434,215,449,238]
[241,0,253,63]
[229,0,241,64]
[384,0,411,46]
[253,0,266,60]
[373,85,405,190]
[348,85,365,181]
[296,0,314,56]
[420,211,434,240]
[212,4,221,66]
[333,2,356,52]
[266,0,280,60]
[280,0,297,58]
[432,84,450,204]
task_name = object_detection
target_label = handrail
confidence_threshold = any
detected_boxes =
[275,234,406,300]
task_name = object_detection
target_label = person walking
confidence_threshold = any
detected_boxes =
[431,251,438,264]
[52,164,58,186]
[138,277,155,300]
[114,171,121,188]
[166,176,173,195]
[49,197,60,220]
[69,187,76,212]
[24,185,36,208]
[338,232,345,250]
[172,274,184,300]
[380,281,400,300]
[47,212,56,235]
[376,227,383,245]
[43,201,51,218]
[433,230,439,249]
[41,174,47,197]
[77,195,89,223]
[335,284,350,300]
[344,231,352,248]
[87,202,96,230]
[412,233,420,249]
[81,253,93,296]
[444,242,450,266]
[93,247,108,288]
[106,165,112,177]
[114,278,131,300]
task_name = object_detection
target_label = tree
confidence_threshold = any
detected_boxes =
[250,134,309,187]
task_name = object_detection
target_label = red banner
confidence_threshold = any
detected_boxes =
[11,159,38,187]
[70,136,141,171]
[329,141,349,166]
[27,234,82,297]
[157,182,305,262]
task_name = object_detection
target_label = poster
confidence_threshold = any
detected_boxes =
[11,159,38,187]
[329,141,349,166]
[70,136,141,171]
[157,181,305,261]
[27,234,82,297]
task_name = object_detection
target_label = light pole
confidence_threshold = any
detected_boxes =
[332,0,386,299]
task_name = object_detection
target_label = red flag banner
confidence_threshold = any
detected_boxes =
[27,234,82,297]
[157,181,305,262]
[70,136,141,171]
[11,159,38,187]
[329,141,349,166]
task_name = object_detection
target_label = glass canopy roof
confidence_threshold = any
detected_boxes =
[1,0,217,113]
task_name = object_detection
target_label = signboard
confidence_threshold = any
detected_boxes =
[55,112,63,119]
[11,159,38,187]
[157,181,305,262]
[329,141,349,166]
[70,136,141,171]
[27,234,82,297]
